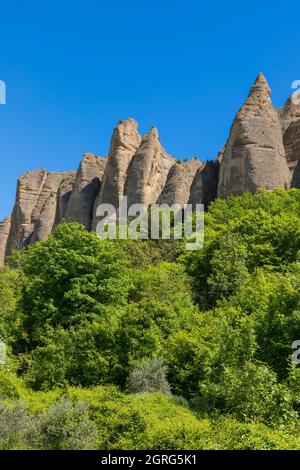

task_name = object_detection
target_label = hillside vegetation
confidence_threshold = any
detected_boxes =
[1,189,300,449]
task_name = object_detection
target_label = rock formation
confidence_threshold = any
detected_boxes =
[125,127,175,207]
[218,73,291,198]
[91,119,141,231]
[189,159,220,209]
[5,170,78,253]
[1,73,300,264]
[278,96,300,187]
[158,158,201,207]
[0,216,11,264]
[65,153,106,230]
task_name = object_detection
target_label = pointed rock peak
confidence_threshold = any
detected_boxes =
[118,117,138,130]
[109,117,141,153]
[141,127,159,143]
[249,72,271,97]
[149,127,159,139]
[283,94,300,112]
[82,152,96,160]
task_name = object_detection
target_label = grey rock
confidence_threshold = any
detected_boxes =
[5,169,48,255]
[189,159,220,209]
[218,73,291,198]
[91,118,141,230]
[0,216,11,264]
[283,119,300,186]
[125,127,175,207]
[158,158,201,207]
[65,154,106,230]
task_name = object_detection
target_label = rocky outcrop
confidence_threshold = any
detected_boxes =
[277,96,300,186]
[125,128,175,207]
[54,172,77,225]
[2,74,300,264]
[189,159,220,209]
[218,73,291,198]
[5,170,77,256]
[0,216,11,264]
[65,154,106,230]
[30,171,72,243]
[91,119,141,230]
[278,95,300,132]
[282,120,300,185]
[158,158,201,207]
[5,169,48,255]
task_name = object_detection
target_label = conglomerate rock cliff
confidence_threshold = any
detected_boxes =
[1,73,300,263]
[217,73,291,198]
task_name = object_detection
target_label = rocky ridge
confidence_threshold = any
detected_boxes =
[1,73,300,262]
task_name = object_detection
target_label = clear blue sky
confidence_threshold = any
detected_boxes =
[0,0,299,219]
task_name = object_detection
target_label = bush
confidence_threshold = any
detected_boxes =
[127,358,171,394]
[33,397,98,450]
[0,370,24,399]
[0,402,34,449]
[198,361,297,426]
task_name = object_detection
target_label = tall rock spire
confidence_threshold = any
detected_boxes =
[125,127,175,207]
[91,118,141,230]
[218,73,291,198]
[278,95,300,187]
[64,153,106,230]
[0,216,11,264]
[158,158,201,207]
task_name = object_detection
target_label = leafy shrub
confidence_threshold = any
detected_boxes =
[199,361,297,426]
[127,358,171,394]
[33,397,98,450]
[0,402,34,449]
[0,370,25,399]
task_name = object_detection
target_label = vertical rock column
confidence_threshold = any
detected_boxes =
[158,158,201,207]
[91,119,141,230]
[278,96,300,187]
[5,169,48,255]
[0,216,11,264]
[125,127,175,207]
[218,73,291,198]
[64,154,107,230]
[189,159,220,209]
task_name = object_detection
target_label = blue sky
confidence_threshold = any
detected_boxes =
[0,0,299,219]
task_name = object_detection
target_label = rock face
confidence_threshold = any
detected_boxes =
[218,73,291,198]
[283,120,300,186]
[91,119,141,230]
[0,216,11,264]
[189,159,220,209]
[5,170,78,253]
[29,171,73,243]
[5,169,48,255]
[65,154,106,230]
[125,128,175,207]
[278,96,300,187]
[278,96,300,132]
[158,158,201,207]
[54,172,77,225]
[1,73,300,263]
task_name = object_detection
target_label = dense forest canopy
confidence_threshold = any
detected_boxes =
[0,189,300,449]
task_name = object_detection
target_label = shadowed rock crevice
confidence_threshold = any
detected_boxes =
[189,159,220,210]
